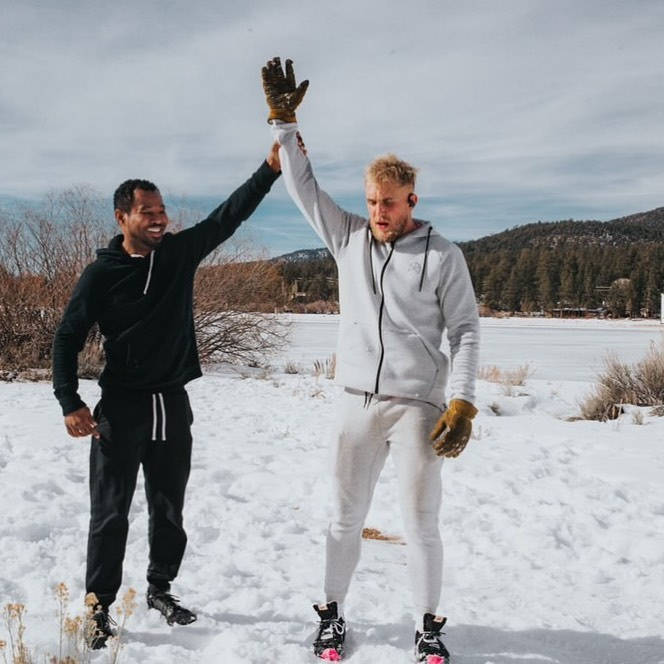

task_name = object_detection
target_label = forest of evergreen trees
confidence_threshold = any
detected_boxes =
[276,207,664,317]
[461,242,664,316]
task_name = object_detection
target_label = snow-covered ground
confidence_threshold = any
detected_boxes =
[1,317,663,664]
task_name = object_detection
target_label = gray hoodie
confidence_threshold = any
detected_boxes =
[272,122,479,408]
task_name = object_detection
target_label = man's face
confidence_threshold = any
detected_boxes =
[116,189,169,255]
[365,179,417,243]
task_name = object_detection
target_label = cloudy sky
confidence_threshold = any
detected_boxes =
[1,0,663,254]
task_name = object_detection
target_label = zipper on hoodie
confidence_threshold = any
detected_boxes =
[374,240,397,394]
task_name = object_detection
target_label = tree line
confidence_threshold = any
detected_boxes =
[461,242,664,317]
[278,207,664,317]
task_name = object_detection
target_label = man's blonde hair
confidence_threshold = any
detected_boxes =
[365,154,418,187]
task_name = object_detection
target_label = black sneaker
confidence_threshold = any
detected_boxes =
[313,601,346,661]
[147,586,197,626]
[85,605,117,650]
[415,614,450,663]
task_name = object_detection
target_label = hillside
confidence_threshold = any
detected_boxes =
[459,206,664,255]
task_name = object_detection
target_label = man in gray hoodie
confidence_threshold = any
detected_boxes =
[263,58,479,663]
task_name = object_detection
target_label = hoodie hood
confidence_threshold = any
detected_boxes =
[96,234,156,294]
[366,220,433,293]
[96,234,131,262]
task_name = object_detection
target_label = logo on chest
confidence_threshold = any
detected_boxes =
[408,260,422,276]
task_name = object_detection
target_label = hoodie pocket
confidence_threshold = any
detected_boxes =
[379,326,442,398]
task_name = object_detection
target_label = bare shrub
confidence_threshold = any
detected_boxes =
[194,242,289,365]
[580,343,664,421]
[0,187,111,374]
[0,192,289,376]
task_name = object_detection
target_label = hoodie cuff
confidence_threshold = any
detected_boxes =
[58,393,86,417]
[257,159,281,187]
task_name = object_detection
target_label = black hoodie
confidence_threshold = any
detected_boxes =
[53,161,279,415]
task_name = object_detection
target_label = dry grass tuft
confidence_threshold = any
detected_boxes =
[580,342,664,421]
[108,588,137,664]
[478,363,533,395]
[1,584,136,664]
[361,528,405,545]
[313,354,336,380]
[2,603,30,664]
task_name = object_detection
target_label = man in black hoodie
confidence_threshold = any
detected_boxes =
[52,145,281,648]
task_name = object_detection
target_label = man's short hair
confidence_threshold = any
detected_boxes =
[365,154,418,188]
[113,179,159,213]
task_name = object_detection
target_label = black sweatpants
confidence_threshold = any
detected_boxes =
[86,389,193,608]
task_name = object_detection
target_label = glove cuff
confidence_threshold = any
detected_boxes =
[448,399,478,419]
[267,109,296,123]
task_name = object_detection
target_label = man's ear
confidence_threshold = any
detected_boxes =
[114,209,126,227]
[407,193,418,208]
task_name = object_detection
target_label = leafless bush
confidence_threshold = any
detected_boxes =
[0,191,289,376]
[194,242,289,365]
[580,343,664,420]
[0,187,111,374]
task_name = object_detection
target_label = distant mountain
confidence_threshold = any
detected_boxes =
[272,247,331,262]
[459,207,664,255]
[273,207,664,261]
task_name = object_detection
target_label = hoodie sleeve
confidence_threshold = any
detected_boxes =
[178,160,280,265]
[270,121,366,258]
[52,264,101,415]
[439,244,480,404]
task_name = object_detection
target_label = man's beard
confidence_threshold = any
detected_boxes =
[369,215,408,243]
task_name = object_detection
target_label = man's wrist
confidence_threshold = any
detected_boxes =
[267,110,296,124]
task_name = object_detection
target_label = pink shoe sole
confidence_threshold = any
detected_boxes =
[425,656,446,664]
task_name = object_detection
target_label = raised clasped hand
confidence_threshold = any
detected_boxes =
[261,56,309,123]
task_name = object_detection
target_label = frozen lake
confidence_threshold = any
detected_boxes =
[279,314,664,382]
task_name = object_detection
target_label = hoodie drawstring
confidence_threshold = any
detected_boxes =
[367,229,377,294]
[143,251,155,295]
[151,392,167,442]
[418,226,432,292]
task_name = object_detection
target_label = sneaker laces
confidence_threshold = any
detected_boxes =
[150,591,188,611]
[318,618,344,641]
[92,609,117,627]
[417,628,446,649]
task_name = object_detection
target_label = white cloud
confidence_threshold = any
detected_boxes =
[1,0,663,245]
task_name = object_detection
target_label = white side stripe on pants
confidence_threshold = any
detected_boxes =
[151,394,158,440]
[151,392,167,442]
[158,392,166,441]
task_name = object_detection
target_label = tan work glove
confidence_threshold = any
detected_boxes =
[430,399,478,458]
[261,56,309,123]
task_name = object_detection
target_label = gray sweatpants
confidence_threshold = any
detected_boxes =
[325,388,444,618]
